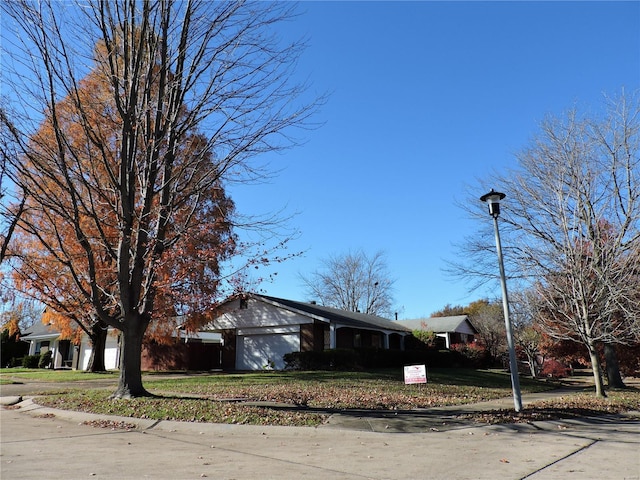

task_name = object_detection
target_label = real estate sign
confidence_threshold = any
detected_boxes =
[403,364,427,384]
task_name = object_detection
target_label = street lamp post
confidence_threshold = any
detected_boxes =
[480,189,523,412]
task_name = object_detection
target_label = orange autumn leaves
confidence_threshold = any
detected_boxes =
[11,37,235,342]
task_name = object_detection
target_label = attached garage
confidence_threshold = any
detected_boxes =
[236,326,300,370]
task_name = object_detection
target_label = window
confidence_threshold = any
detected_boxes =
[35,341,50,355]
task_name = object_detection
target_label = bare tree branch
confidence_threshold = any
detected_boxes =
[449,91,640,396]
[1,0,321,397]
[300,249,396,317]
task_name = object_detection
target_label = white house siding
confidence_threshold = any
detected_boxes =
[79,334,120,371]
[216,298,312,329]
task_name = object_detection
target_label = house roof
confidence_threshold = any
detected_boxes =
[395,315,478,334]
[20,321,60,340]
[247,294,412,334]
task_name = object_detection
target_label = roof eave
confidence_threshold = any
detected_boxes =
[252,294,331,324]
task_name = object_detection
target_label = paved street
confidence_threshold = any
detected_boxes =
[2,391,639,479]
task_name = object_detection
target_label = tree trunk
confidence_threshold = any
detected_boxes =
[587,342,606,398]
[604,342,626,389]
[525,351,537,378]
[86,321,108,372]
[111,318,150,399]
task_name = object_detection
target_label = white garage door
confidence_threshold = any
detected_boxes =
[237,333,300,370]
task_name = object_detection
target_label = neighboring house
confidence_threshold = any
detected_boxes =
[21,321,222,371]
[202,293,412,371]
[21,321,120,370]
[396,315,478,349]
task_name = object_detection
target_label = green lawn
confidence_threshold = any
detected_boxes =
[141,368,553,409]
[0,368,119,382]
[27,368,551,427]
[0,367,550,391]
[8,367,638,427]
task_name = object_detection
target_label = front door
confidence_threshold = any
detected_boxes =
[58,340,73,368]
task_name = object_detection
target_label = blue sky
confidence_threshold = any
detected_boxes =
[229,1,640,319]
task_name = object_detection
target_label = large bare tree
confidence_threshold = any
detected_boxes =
[0,110,26,265]
[1,0,319,397]
[452,92,640,397]
[466,299,506,365]
[300,250,395,317]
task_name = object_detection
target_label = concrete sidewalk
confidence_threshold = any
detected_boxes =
[322,387,596,433]
[2,393,639,479]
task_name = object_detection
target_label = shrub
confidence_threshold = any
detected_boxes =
[283,349,359,370]
[6,357,22,368]
[450,343,489,368]
[541,358,570,378]
[38,350,53,368]
[411,329,437,348]
[284,348,464,371]
[22,354,40,368]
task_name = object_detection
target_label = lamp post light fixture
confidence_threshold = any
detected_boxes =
[480,189,523,412]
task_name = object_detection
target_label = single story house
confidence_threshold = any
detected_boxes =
[21,320,119,370]
[20,321,222,371]
[202,293,413,370]
[395,315,478,349]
